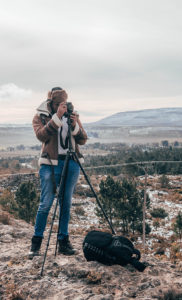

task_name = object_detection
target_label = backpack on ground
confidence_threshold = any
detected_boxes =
[83,230,146,272]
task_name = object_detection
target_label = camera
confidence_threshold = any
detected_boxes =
[64,102,73,117]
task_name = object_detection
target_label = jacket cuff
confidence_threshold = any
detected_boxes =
[72,122,79,135]
[52,113,62,127]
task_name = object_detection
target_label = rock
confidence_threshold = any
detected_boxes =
[148,268,159,276]
[154,247,165,255]
[152,279,161,287]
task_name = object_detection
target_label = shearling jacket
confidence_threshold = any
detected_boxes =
[32,100,87,166]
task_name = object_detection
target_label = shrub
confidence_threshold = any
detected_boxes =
[96,176,150,234]
[160,174,169,188]
[150,207,168,219]
[15,181,39,224]
[136,222,151,234]
[74,185,93,197]
[0,212,11,225]
[153,219,160,229]
[156,288,182,300]
[173,212,182,240]
[0,189,18,215]
[74,206,85,216]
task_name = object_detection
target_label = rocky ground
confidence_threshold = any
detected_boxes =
[1,206,182,300]
[1,174,182,299]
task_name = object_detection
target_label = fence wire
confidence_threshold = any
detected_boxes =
[1,160,182,177]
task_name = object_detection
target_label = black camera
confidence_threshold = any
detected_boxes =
[64,102,73,117]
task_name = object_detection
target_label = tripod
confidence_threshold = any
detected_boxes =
[40,115,115,276]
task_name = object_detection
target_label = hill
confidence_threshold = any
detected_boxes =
[88,107,182,127]
[1,108,182,147]
[84,107,182,144]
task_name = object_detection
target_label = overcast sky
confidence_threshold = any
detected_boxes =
[0,0,182,123]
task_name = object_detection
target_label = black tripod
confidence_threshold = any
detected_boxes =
[40,115,115,276]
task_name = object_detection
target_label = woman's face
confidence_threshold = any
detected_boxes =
[52,99,67,113]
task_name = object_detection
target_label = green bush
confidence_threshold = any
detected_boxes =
[0,189,18,215]
[96,176,150,234]
[15,181,39,224]
[136,222,151,234]
[156,288,182,300]
[173,212,182,240]
[150,207,168,219]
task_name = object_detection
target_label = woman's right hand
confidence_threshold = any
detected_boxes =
[56,101,67,118]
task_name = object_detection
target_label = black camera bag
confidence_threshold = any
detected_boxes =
[83,230,146,272]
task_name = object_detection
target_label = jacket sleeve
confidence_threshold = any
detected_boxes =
[32,113,62,143]
[72,122,88,145]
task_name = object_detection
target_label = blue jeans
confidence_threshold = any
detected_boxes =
[34,159,80,240]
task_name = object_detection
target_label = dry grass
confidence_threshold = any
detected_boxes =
[0,211,11,225]
[4,281,25,300]
[74,206,85,216]
[156,288,182,300]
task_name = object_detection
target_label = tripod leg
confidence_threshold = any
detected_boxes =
[40,195,59,276]
[41,154,70,275]
[72,153,116,235]
[55,154,70,256]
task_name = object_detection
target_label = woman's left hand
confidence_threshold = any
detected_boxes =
[70,112,78,127]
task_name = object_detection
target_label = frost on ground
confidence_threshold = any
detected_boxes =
[1,211,182,300]
[143,175,182,241]
[1,175,182,299]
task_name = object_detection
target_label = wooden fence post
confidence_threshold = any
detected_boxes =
[143,168,148,258]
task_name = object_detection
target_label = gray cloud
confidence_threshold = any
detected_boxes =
[0,0,182,122]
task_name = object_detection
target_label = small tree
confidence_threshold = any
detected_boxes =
[116,179,150,234]
[173,212,182,241]
[96,176,150,234]
[15,181,39,224]
[118,179,143,234]
[174,141,179,147]
[96,175,122,227]
[161,140,169,147]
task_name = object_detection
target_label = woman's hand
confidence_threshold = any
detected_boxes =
[56,101,67,118]
[70,112,78,127]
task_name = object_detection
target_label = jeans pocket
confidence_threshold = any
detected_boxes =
[39,164,51,177]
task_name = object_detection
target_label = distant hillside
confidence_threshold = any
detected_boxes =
[84,108,182,144]
[0,126,37,148]
[88,107,182,127]
[1,108,182,147]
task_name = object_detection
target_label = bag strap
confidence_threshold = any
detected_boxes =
[59,126,69,150]
[83,242,116,264]
[133,248,141,260]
